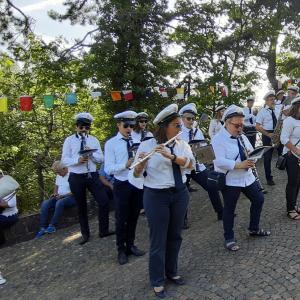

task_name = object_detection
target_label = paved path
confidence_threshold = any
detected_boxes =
[1,160,300,300]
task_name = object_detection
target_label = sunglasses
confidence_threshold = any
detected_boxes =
[123,123,134,129]
[139,120,148,124]
[229,122,243,129]
[78,125,90,130]
[185,117,195,121]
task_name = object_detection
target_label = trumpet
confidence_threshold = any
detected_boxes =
[129,131,182,169]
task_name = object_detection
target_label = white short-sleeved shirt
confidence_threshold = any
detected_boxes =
[61,134,104,174]
[256,106,280,130]
[212,127,255,187]
[243,107,256,127]
[1,193,18,217]
[280,116,300,155]
[132,138,195,189]
[55,173,71,196]
[209,119,223,139]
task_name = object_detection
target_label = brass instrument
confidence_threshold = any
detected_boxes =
[129,132,182,169]
[189,140,215,167]
[238,135,266,193]
[271,106,284,148]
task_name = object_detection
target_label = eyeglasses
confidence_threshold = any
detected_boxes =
[229,122,243,129]
[185,117,195,121]
[78,125,90,130]
[123,123,134,129]
[139,120,148,124]
[169,123,182,129]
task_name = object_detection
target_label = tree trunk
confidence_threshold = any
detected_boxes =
[266,36,279,91]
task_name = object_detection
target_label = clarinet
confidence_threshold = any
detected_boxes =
[80,132,91,177]
[237,134,265,192]
[128,133,134,158]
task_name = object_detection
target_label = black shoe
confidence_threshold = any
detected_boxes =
[267,179,275,186]
[153,288,167,298]
[127,245,145,256]
[262,189,268,194]
[118,251,128,265]
[167,276,185,285]
[99,230,115,238]
[78,235,89,245]
[188,187,198,193]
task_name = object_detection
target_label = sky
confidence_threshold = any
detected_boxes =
[14,0,269,105]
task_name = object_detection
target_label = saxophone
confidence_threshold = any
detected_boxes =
[271,106,284,148]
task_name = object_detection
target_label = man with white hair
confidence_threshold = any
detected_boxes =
[35,161,76,238]
[62,113,114,245]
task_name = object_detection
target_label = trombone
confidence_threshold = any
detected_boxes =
[129,131,182,169]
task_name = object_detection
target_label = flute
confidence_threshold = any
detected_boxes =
[129,131,182,169]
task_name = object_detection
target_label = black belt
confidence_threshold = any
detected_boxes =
[70,172,97,177]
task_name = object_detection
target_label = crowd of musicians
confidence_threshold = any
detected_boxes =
[2,87,300,297]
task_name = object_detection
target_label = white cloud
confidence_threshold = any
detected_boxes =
[21,0,65,13]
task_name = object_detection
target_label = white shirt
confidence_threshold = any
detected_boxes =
[280,116,300,155]
[180,125,206,172]
[61,134,103,174]
[209,119,223,139]
[256,106,280,130]
[104,132,139,181]
[131,130,153,142]
[1,193,18,217]
[212,127,255,187]
[243,107,256,127]
[132,138,195,189]
[55,173,71,196]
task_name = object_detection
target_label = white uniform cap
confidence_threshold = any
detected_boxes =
[75,112,94,124]
[276,90,285,96]
[246,96,255,101]
[288,85,299,93]
[263,91,275,100]
[153,104,179,125]
[291,96,300,105]
[222,104,244,122]
[215,105,226,112]
[136,112,149,119]
[114,110,137,124]
[179,103,197,116]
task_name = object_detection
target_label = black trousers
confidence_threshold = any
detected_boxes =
[244,126,256,149]
[68,172,110,237]
[113,179,140,252]
[262,133,274,181]
[0,214,18,245]
[186,170,223,215]
[285,154,300,211]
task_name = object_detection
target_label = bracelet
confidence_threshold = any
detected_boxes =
[182,157,190,169]
[171,154,177,162]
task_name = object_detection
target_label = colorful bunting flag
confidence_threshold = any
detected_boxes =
[220,85,229,97]
[0,97,8,112]
[65,93,77,105]
[176,88,184,100]
[209,86,215,94]
[123,90,134,101]
[159,88,168,98]
[91,91,102,99]
[43,95,55,109]
[20,95,33,111]
[287,79,293,87]
[111,91,122,101]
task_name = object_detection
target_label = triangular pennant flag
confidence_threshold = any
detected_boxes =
[287,79,293,87]
[65,93,77,105]
[20,95,33,111]
[43,95,55,108]
[159,88,168,98]
[111,91,122,101]
[91,91,102,99]
[176,88,184,100]
[0,97,8,112]
[209,86,215,94]
[220,85,228,97]
[123,90,134,101]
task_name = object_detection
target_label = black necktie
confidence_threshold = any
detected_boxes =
[231,136,247,161]
[80,136,86,151]
[141,130,146,142]
[122,138,133,158]
[189,129,193,142]
[167,143,184,190]
[270,109,277,129]
[249,108,253,125]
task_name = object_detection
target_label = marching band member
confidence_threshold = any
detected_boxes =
[212,105,270,252]
[62,113,114,245]
[209,105,225,139]
[133,104,194,298]
[280,96,300,220]
[179,103,223,221]
[105,111,145,265]
[275,90,285,112]
[256,91,279,185]
[281,86,299,119]
[243,96,257,148]
[131,112,153,142]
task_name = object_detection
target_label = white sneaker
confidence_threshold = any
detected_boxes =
[0,273,6,285]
